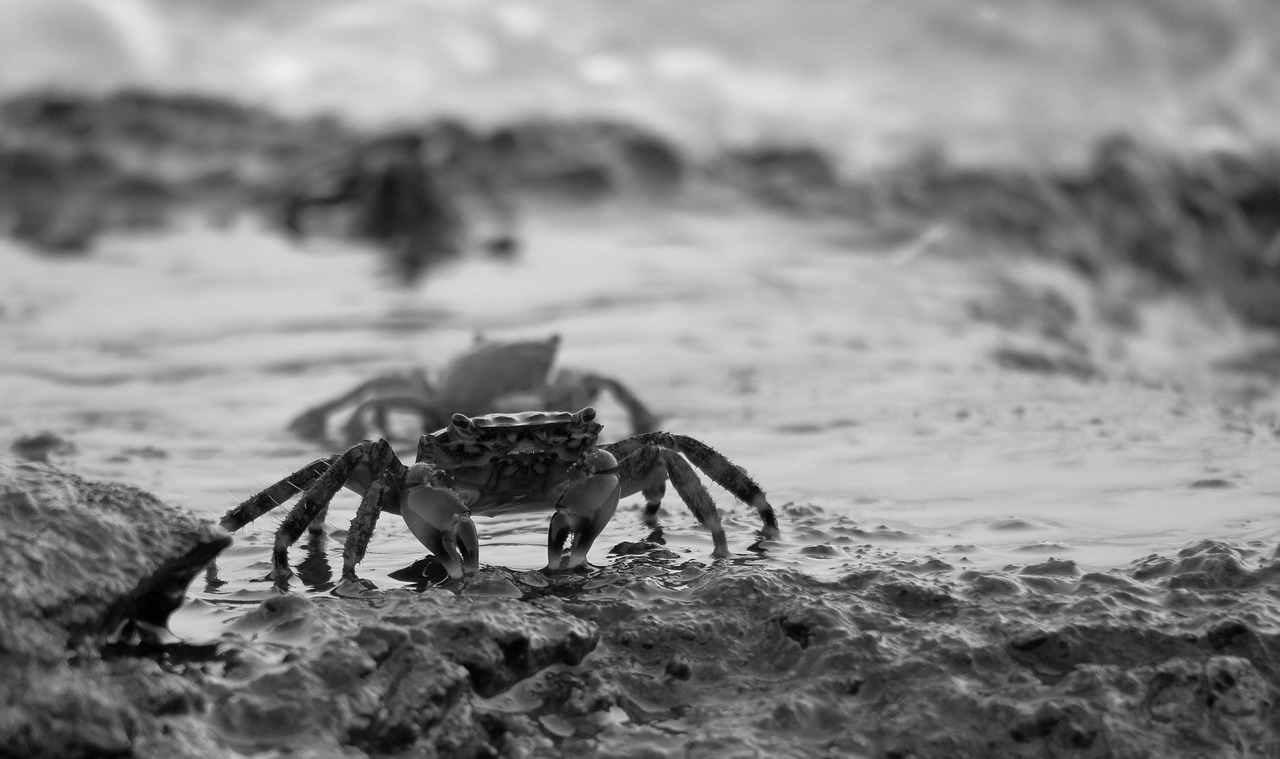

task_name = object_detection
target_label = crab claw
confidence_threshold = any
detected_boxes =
[546,449,621,572]
[401,464,480,580]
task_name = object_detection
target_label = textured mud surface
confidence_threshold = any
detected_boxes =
[9,534,1280,757]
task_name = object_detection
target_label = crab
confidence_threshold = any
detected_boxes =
[287,334,661,446]
[221,406,778,586]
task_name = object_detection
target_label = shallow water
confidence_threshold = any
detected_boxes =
[4,203,1280,643]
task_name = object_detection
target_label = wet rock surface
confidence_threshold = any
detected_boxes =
[0,458,230,657]
[0,459,231,759]
[10,532,1280,756]
[208,593,597,756]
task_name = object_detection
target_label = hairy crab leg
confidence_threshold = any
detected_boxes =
[613,444,730,557]
[606,433,778,539]
[260,439,401,579]
[340,468,404,584]
[220,456,336,532]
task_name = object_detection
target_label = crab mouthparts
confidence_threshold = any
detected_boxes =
[507,440,545,454]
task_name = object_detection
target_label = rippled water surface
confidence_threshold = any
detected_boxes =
[4,206,1280,641]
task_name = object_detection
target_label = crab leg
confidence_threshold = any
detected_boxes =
[546,450,622,571]
[267,439,402,579]
[340,394,437,446]
[220,456,336,532]
[612,444,730,557]
[340,469,403,583]
[640,481,666,528]
[607,432,779,539]
[588,374,661,434]
[286,370,432,442]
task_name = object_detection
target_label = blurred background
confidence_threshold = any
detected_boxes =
[3,0,1278,168]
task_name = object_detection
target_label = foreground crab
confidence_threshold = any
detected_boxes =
[222,407,778,585]
[287,335,660,446]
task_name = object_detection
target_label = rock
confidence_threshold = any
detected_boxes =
[210,592,599,755]
[711,144,842,211]
[1189,478,1236,489]
[0,459,231,658]
[485,117,685,199]
[10,430,76,462]
[0,459,230,759]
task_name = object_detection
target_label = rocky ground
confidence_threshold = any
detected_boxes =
[5,459,1280,757]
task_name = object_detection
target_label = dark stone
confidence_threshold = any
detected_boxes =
[1189,478,1236,489]
[1019,558,1082,577]
[0,461,230,759]
[10,431,76,462]
[0,459,231,658]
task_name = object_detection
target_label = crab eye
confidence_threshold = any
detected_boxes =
[450,414,478,439]
[574,407,597,424]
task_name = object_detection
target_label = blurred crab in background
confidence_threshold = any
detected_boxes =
[287,335,661,446]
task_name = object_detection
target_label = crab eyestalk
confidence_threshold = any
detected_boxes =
[449,413,478,440]
[400,463,480,580]
[546,448,621,572]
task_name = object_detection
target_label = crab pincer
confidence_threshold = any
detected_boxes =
[400,463,480,580]
[545,449,622,573]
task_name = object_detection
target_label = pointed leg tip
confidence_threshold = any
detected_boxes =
[335,576,380,597]
[269,560,294,582]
